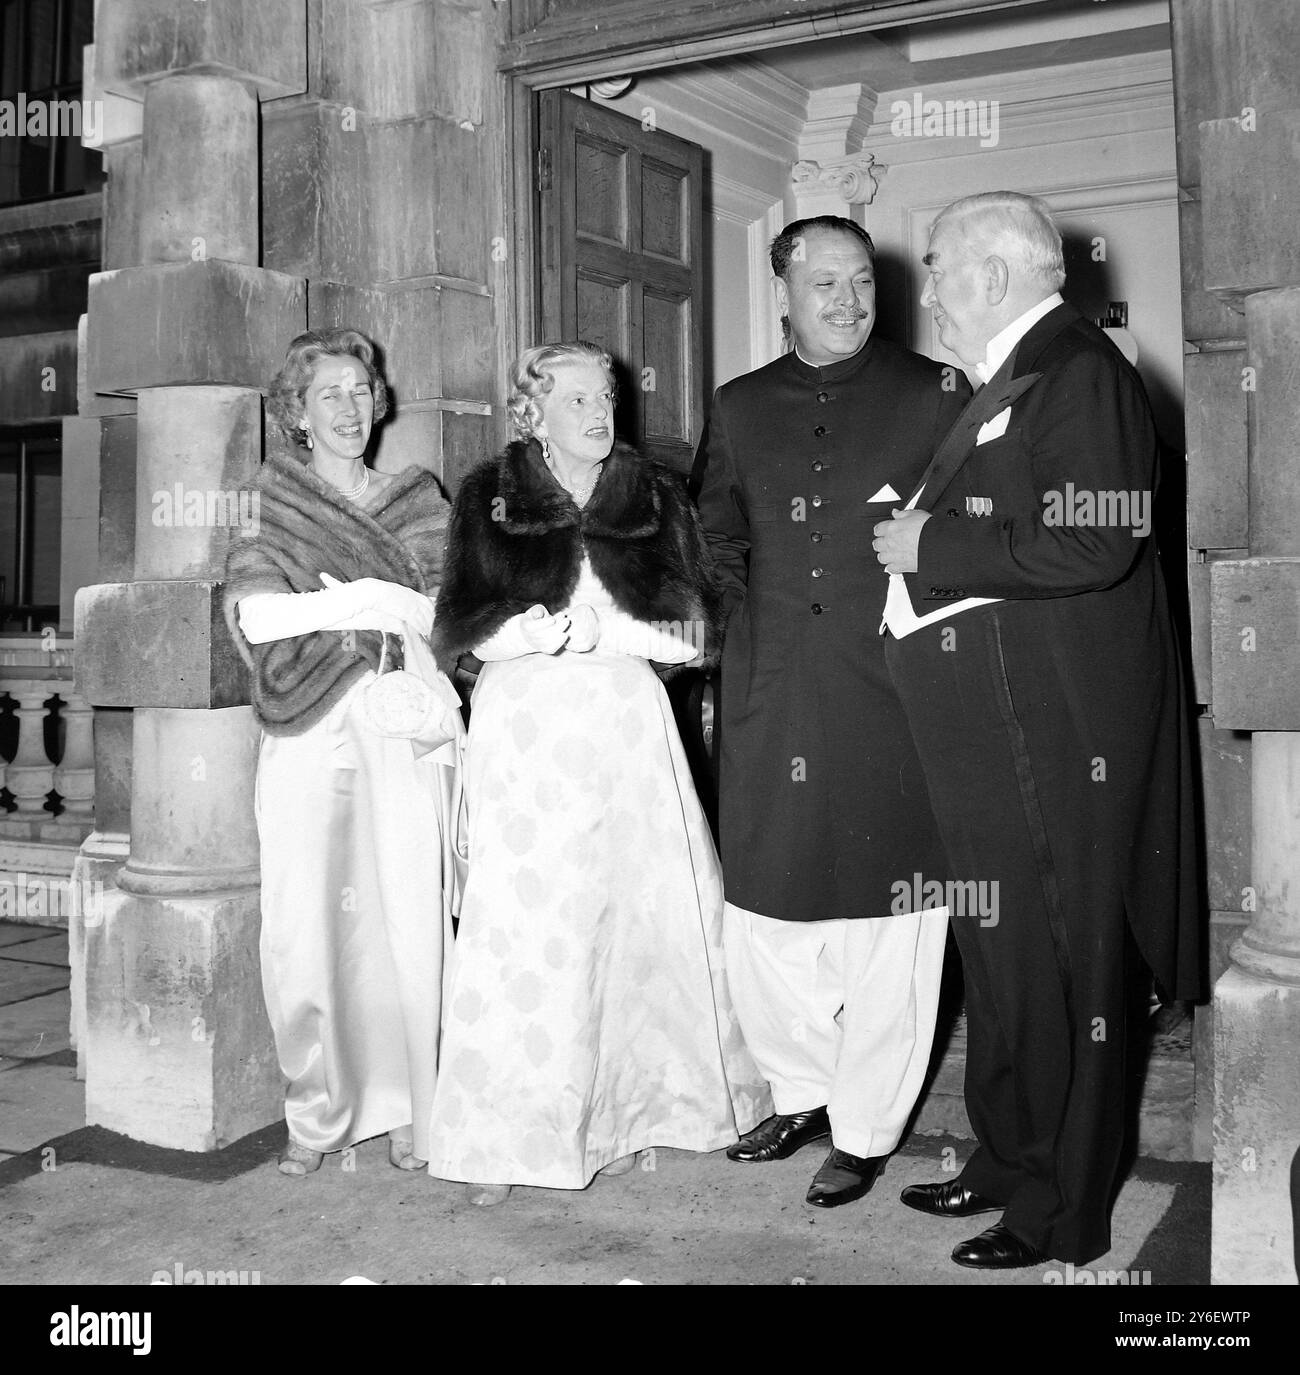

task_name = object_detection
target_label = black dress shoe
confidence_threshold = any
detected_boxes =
[726,1107,830,1163]
[951,1222,1048,1270]
[899,1179,1003,1218]
[805,1147,886,1208]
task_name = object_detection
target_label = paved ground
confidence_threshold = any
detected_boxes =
[0,919,1210,1288]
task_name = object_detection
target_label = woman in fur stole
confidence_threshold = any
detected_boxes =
[223,328,462,1177]
[426,341,770,1205]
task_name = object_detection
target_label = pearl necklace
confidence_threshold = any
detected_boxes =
[337,467,370,501]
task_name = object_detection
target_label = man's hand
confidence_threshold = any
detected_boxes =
[871,508,930,574]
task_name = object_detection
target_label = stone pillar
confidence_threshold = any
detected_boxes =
[74,2,306,1148]
[1173,0,1300,1285]
[261,0,501,491]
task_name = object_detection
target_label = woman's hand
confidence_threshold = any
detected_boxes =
[518,604,572,654]
[319,573,434,638]
[565,603,600,653]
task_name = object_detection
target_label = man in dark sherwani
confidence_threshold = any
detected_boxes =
[691,215,969,1208]
[874,191,1201,1268]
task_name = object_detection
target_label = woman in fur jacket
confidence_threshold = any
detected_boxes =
[224,328,463,1177]
[426,340,771,1206]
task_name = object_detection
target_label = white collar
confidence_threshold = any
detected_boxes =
[974,292,1063,384]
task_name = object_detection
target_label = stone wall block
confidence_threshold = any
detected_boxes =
[311,282,442,404]
[370,117,490,284]
[1177,197,1245,344]
[95,0,306,100]
[1197,716,1252,914]
[1245,288,1300,556]
[103,141,144,273]
[317,112,372,286]
[77,316,137,418]
[84,887,280,1151]
[371,403,444,480]
[60,417,104,630]
[1212,975,1300,1283]
[312,0,487,124]
[262,103,324,280]
[439,406,498,494]
[99,414,139,584]
[86,262,305,393]
[134,388,263,582]
[1184,348,1248,550]
[75,581,248,710]
[1201,111,1300,305]
[314,281,494,406]
[1209,557,1300,729]
[1171,0,1300,188]
[140,76,259,266]
[0,330,79,424]
[1193,908,1249,1162]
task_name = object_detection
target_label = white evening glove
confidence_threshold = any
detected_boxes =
[318,572,435,638]
[585,603,701,663]
[474,604,574,660]
[236,575,434,644]
[565,603,600,653]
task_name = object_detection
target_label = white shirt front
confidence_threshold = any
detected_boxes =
[881,293,1064,639]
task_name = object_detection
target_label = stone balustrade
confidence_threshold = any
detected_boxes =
[0,635,96,904]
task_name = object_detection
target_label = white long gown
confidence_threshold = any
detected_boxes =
[255,670,460,1160]
[426,560,772,1188]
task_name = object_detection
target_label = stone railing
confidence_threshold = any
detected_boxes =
[0,634,95,884]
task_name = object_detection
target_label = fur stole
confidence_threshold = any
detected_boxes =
[434,439,720,670]
[222,454,449,734]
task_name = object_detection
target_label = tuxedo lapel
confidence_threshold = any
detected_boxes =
[906,363,1041,508]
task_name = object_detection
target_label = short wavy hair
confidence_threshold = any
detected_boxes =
[770,215,875,281]
[506,340,615,440]
[931,192,1066,292]
[266,327,390,451]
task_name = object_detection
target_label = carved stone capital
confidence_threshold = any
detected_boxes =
[791,153,885,205]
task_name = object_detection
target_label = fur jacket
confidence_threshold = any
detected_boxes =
[222,453,448,734]
[433,438,721,671]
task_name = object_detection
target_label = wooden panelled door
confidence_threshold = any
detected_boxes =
[537,89,705,473]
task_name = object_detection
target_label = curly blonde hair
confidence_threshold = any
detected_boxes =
[506,340,615,439]
[266,328,391,450]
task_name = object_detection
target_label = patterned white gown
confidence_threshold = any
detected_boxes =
[427,561,771,1188]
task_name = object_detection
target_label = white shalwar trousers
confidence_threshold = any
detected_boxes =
[722,902,949,1159]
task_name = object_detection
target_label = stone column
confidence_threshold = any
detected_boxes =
[74,2,306,1148]
[1173,0,1300,1285]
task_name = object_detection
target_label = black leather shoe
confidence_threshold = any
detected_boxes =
[726,1107,830,1163]
[805,1147,886,1208]
[951,1222,1048,1270]
[899,1179,1003,1218]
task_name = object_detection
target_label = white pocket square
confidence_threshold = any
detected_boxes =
[867,482,901,502]
[976,407,1011,445]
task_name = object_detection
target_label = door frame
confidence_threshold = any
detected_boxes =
[494,0,1047,385]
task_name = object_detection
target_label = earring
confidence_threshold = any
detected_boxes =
[300,423,313,451]
[539,434,550,461]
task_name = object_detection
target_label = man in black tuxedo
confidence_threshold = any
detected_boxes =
[873,191,1201,1268]
[693,216,968,1208]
